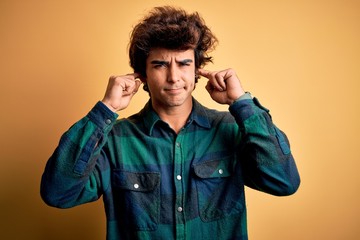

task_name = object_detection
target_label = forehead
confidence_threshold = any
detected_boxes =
[147,48,195,61]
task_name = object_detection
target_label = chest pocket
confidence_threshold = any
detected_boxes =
[112,170,160,231]
[193,156,245,222]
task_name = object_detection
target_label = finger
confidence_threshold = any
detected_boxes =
[107,76,127,93]
[209,81,223,92]
[215,72,227,90]
[207,73,224,91]
[121,73,140,86]
[198,69,224,91]
[124,72,140,80]
[133,72,141,79]
[197,69,212,79]
[123,78,142,95]
[205,81,213,93]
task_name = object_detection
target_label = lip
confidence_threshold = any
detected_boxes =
[164,87,184,94]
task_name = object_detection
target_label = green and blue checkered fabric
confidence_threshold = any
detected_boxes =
[41,95,300,240]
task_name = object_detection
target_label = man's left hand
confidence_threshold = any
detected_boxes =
[198,68,246,105]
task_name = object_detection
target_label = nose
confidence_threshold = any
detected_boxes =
[167,64,180,83]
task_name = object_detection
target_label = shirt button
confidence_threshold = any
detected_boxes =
[176,142,180,148]
[105,119,112,125]
[133,184,139,189]
[177,207,183,212]
[176,175,182,181]
[218,169,224,175]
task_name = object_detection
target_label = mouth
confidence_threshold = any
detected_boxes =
[164,87,184,94]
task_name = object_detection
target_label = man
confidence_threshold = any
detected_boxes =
[41,6,300,240]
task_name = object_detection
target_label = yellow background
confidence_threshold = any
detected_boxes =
[1,0,359,239]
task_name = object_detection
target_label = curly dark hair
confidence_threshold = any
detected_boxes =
[128,6,218,92]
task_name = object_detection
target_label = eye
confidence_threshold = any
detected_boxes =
[178,59,193,67]
[154,63,167,69]
[179,62,191,67]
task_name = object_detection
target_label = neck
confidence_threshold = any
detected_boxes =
[153,100,193,134]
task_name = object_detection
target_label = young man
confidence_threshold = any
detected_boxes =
[41,6,300,240]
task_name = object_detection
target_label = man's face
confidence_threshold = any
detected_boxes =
[145,48,196,110]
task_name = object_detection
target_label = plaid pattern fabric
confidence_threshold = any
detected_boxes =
[41,95,300,240]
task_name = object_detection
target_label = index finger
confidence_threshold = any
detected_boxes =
[125,72,141,80]
[197,69,212,79]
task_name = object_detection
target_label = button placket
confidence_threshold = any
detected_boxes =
[174,134,185,227]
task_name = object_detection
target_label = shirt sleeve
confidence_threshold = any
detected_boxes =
[40,101,118,208]
[229,95,300,196]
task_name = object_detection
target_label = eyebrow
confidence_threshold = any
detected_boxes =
[150,60,169,65]
[150,59,193,65]
[178,59,193,64]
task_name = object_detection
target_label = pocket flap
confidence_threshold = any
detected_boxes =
[113,170,160,192]
[193,157,233,178]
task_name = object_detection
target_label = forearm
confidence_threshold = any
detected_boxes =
[229,95,300,196]
[40,101,118,208]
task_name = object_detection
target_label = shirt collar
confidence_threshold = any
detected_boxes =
[189,98,212,129]
[141,98,211,136]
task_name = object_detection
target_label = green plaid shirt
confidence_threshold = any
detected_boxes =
[41,95,300,240]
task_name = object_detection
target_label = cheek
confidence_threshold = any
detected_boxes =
[145,71,161,86]
[186,71,196,85]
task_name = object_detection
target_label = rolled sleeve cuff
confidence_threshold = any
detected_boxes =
[229,93,269,123]
[87,101,119,132]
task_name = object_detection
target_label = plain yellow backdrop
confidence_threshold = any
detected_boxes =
[1,0,359,239]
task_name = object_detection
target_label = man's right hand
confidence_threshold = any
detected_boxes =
[101,73,142,112]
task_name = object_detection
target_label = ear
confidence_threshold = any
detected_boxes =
[137,75,149,91]
[137,74,146,84]
[195,69,200,81]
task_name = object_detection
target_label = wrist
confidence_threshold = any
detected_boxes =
[229,92,252,105]
[101,100,118,113]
